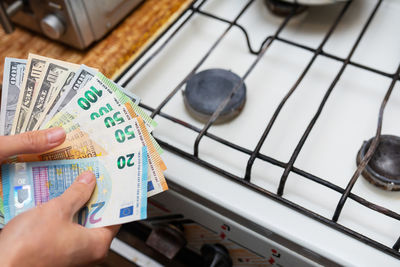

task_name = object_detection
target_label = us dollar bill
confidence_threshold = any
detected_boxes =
[40,65,96,128]
[22,58,79,132]
[0,58,26,136]
[11,54,46,135]
[33,71,76,131]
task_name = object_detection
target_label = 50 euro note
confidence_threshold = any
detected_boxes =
[20,106,167,196]
[43,73,155,132]
[2,147,148,228]
[22,57,79,132]
[51,84,166,195]
[63,111,167,196]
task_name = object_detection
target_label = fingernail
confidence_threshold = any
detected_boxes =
[47,127,66,144]
[77,171,95,184]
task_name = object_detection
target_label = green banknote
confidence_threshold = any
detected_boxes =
[44,74,157,132]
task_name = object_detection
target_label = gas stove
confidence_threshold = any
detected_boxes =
[115,0,400,265]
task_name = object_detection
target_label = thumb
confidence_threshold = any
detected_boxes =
[57,171,96,218]
[0,127,66,161]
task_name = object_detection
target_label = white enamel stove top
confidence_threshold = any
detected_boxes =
[117,0,400,265]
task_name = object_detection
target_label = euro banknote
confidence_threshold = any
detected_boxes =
[0,58,26,136]
[48,80,166,195]
[1,148,148,228]
[62,113,167,196]
[0,168,4,227]
[19,109,167,196]
[1,55,167,228]
[40,65,97,128]
[44,73,156,132]
[41,66,141,130]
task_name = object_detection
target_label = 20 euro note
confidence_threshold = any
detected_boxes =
[21,110,167,196]
[1,148,148,228]
[45,83,166,195]
[62,112,167,196]
[17,114,167,197]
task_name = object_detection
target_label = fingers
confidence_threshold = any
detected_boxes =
[57,171,96,217]
[0,127,66,161]
[90,225,121,245]
[85,225,121,262]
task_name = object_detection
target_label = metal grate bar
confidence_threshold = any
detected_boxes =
[243,1,352,182]
[275,36,394,78]
[118,0,400,259]
[332,62,400,222]
[193,5,298,157]
[141,100,400,222]
[116,0,204,86]
[150,0,256,120]
[155,137,400,259]
[276,0,383,196]
[194,9,272,54]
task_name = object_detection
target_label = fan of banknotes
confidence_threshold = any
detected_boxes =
[0,54,167,228]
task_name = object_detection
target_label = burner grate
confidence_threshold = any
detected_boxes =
[115,0,400,260]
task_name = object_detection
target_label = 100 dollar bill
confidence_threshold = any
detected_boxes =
[11,54,46,134]
[0,58,26,136]
[2,148,148,228]
[22,58,79,132]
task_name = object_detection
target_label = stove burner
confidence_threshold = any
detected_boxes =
[183,69,246,124]
[264,0,307,17]
[357,135,400,191]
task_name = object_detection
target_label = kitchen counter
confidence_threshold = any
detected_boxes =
[0,0,193,82]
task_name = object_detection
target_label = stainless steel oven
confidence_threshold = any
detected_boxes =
[0,0,143,49]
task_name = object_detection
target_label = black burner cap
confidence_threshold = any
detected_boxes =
[357,135,400,191]
[183,69,246,124]
[265,0,307,17]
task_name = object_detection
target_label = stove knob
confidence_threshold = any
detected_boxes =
[40,14,65,39]
[201,244,232,267]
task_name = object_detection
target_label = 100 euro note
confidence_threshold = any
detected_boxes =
[43,73,155,132]
[0,58,26,136]
[41,65,140,130]
[40,65,97,128]
[1,148,148,228]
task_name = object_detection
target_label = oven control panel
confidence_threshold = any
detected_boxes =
[145,189,332,266]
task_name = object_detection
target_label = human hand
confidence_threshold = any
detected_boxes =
[0,127,66,163]
[0,128,120,266]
